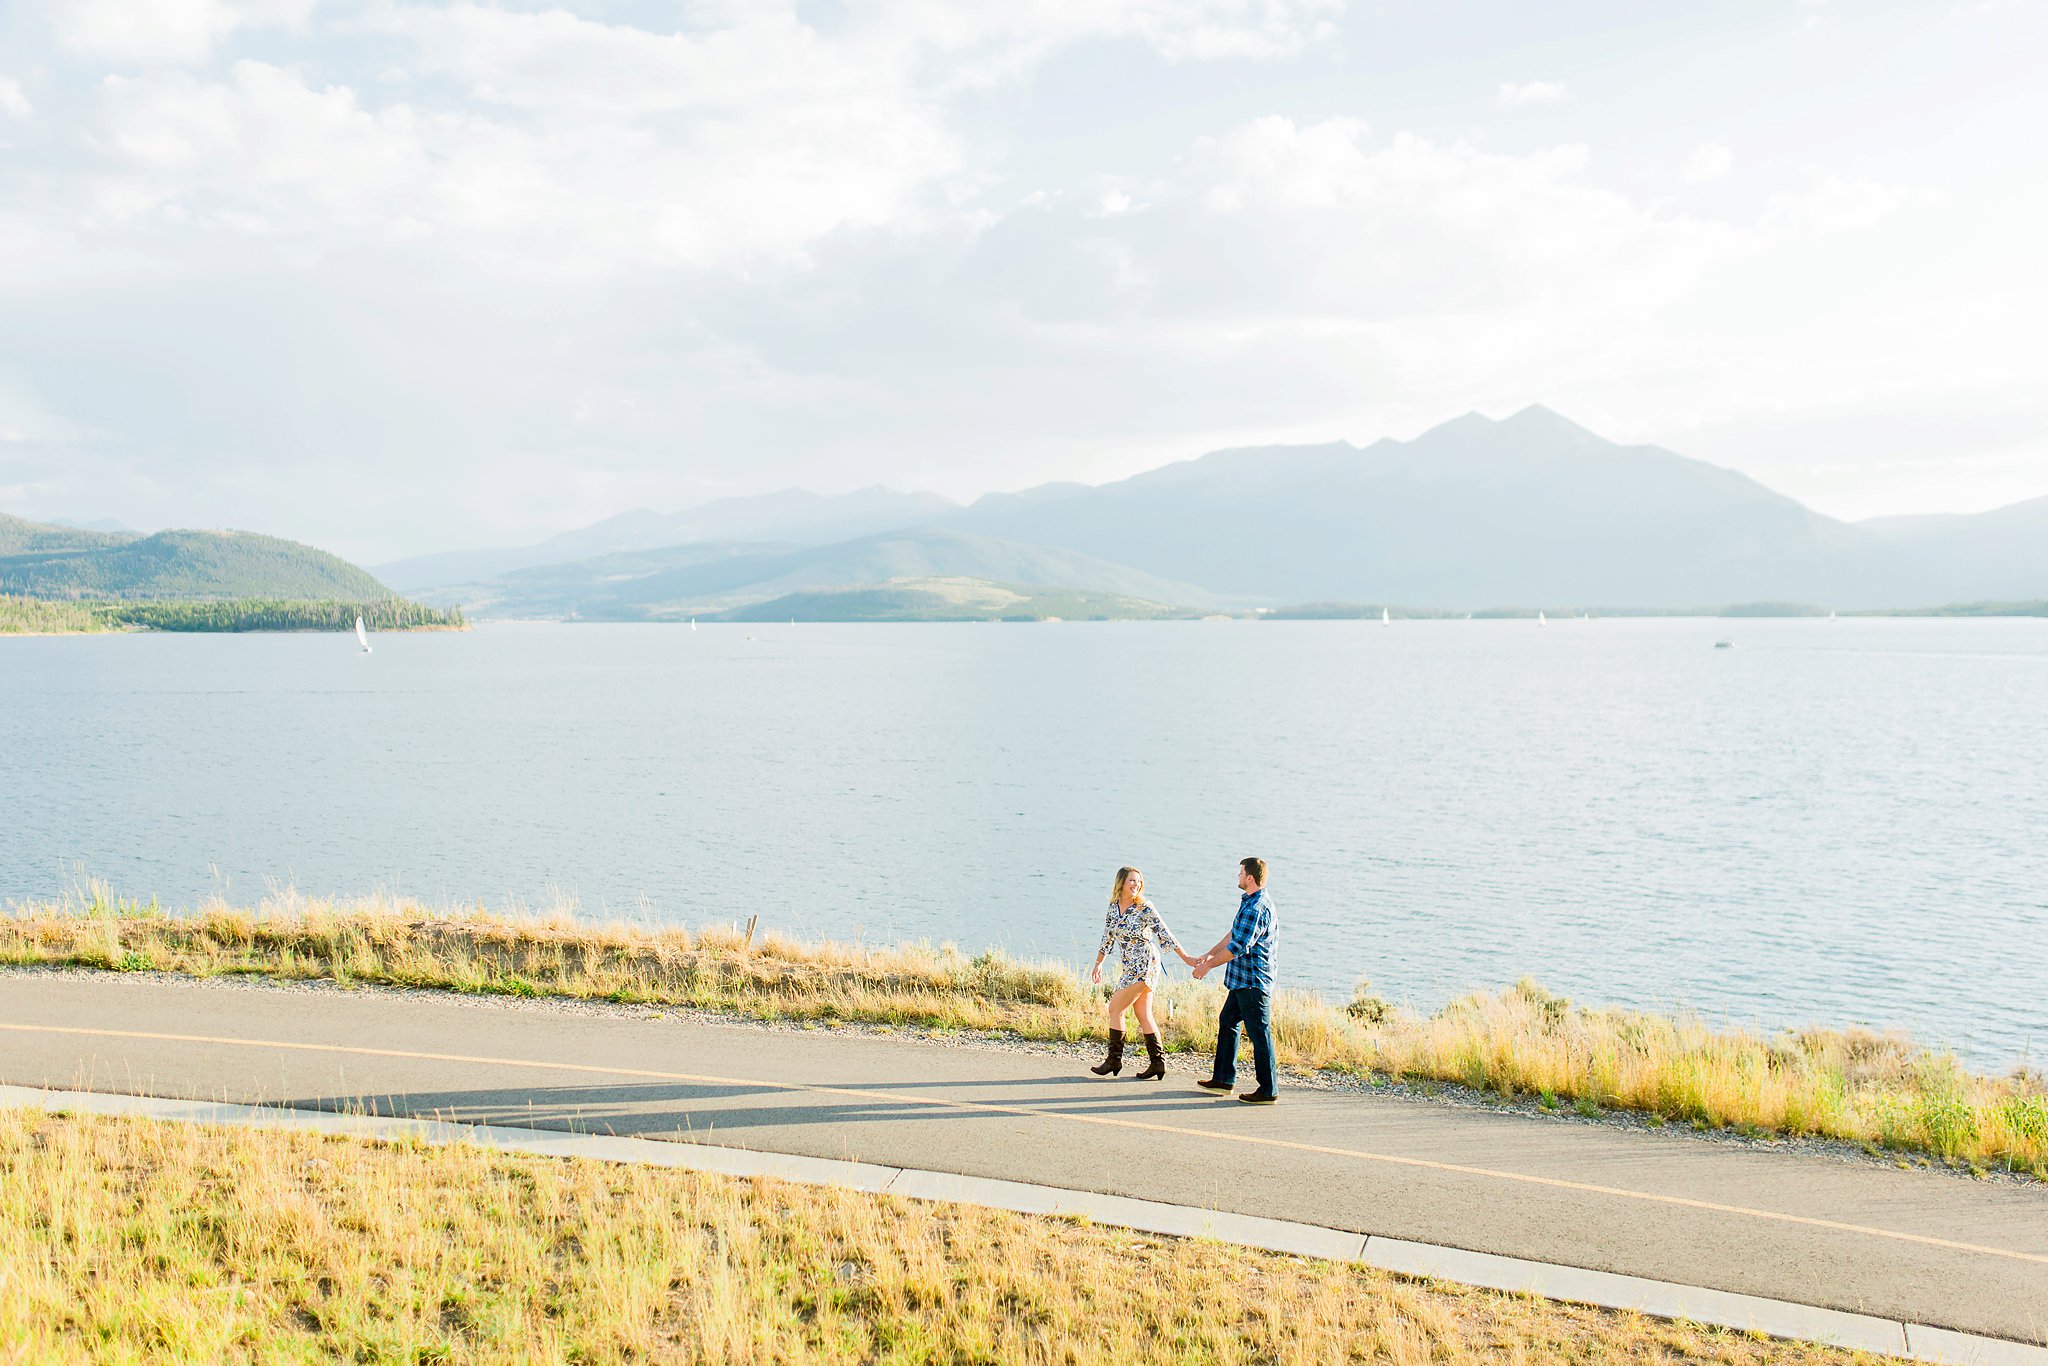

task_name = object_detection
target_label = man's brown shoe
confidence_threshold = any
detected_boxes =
[1237,1091,1278,1105]
[1196,1079,1232,1092]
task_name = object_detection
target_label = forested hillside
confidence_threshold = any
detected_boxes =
[0,527,392,601]
[0,512,134,558]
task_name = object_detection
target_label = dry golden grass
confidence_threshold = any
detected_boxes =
[0,1106,1907,1365]
[4,886,2043,1179]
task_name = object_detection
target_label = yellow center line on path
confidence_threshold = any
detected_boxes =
[6,1021,2045,1268]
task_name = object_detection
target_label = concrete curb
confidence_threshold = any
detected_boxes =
[4,1084,2042,1365]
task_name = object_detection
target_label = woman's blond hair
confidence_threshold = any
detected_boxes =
[1111,866,1146,905]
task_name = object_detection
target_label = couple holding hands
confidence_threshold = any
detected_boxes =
[1087,856,1278,1104]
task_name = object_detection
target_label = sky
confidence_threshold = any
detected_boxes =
[1,0,2045,564]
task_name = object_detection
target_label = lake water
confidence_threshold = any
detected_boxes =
[3,619,2043,1068]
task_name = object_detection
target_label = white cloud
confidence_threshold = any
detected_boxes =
[52,0,313,66]
[59,0,1348,275]
[78,57,955,271]
[867,0,1345,77]
[0,78,31,120]
[1192,116,1742,317]
[1683,142,1733,182]
[86,65,430,231]
[1761,175,1918,235]
[1496,80,1567,107]
[1201,115,1371,209]
[2,0,2044,547]
[355,3,883,118]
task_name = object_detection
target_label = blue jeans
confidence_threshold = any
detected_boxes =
[1211,986,1276,1095]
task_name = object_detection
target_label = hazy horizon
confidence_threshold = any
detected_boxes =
[27,402,2048,569]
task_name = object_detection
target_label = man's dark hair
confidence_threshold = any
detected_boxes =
[1240,857,1267,886]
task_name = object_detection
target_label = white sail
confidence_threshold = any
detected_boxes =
[1381,607,1389,626]
[1537,610,1547,627]
[691,617,698,632]
[354,613,371,653]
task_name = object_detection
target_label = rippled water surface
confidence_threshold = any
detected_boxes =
[4,619,2043,1066]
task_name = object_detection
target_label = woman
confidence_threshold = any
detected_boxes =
[1089,866,1195,1080]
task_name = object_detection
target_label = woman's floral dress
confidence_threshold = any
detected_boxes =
[1098,899,1184,990]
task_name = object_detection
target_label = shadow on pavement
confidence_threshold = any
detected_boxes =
[274,1076,1237,1142]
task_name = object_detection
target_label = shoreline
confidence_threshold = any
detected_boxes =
[0,593,468,636]
[0,624,470,637]
[421,612,2048,624]
[14,616,2041,633]
[5,895,2042,1179]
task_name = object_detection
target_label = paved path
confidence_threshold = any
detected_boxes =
[4,974,2045,1347]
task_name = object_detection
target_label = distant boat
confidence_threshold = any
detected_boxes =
[1715,639,1733,649]
[1828,610,1837,621]
[1537,611,1547,627]
[1465,613,1473,621]
[691,618,697,632]
[1381,607,1390,627]
[354,613,371,654]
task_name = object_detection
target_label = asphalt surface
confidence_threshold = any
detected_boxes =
[3,973,2044,1344]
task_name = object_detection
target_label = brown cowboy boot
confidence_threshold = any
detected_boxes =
[1135,1032,1166,1080]
[1090,1029,1125,1076]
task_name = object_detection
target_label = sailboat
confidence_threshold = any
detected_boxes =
[354,613,371,654]
[1828,610,1837,622]
[1537,610,1547,627]
[1380,607,1389,627]
[691,617,698,632]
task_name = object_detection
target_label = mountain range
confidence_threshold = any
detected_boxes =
[14,407,2041,617]
[377,488,957,594]
[408,528,1217,619]
[378,406,2048,614]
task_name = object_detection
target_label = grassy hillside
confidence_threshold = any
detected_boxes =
[0,526,392,601]
[715,577,1202,622]
[2,1110,1881,1366]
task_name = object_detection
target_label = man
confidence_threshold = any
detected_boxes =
[1190,857,1277,1104]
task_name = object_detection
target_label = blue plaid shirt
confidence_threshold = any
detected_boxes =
[1224,888,1274,991]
